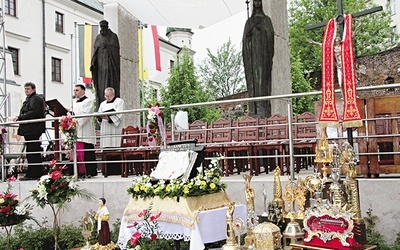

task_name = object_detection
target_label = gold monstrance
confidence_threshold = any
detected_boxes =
[314,129,333,182]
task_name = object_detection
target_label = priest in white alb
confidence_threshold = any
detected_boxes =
[97,87,125,148]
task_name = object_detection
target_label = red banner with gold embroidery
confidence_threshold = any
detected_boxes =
[319,18,339,127]
[341,14,362,128]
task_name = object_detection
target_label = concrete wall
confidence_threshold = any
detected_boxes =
[1,177,399,244]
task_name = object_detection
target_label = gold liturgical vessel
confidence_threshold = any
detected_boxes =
[314,129,333,182]
[81,212,94,250]
[222,202,240,250]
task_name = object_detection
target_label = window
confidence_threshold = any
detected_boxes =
[388,0,396,14]
[8,47,19,75]
[5,0,16,16]
[52,57,62,82]
[153,88,158,99]
[55,12,64,33]
[391,26,397,44]
[169,60,174,72]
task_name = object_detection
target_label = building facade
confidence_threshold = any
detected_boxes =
[2,0,193,118]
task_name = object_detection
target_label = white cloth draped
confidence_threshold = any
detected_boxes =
[118,204,246,250]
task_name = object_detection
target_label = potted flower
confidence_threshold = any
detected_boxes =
[59,114,77,155]
[126,202,162,249]
[146,103,165,147]
[0,180,33,250]
[30,159,93,250]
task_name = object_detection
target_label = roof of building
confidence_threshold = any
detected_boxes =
[73,0,104,13]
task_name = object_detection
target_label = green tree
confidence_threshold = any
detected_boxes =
[289,0,398,74]
[290,53,319,115]
[198,38,245,99]
[161,50,221,123]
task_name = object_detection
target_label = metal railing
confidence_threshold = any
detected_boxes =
[1,83,400,181]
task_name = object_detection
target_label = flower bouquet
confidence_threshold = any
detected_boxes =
[1,181,33,250]
[146,103,165,147]
[30,160,93,250]
[59,114,77,150]
[127,157,227,199]
[126,202,162,249]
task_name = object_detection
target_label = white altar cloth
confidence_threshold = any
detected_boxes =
[118,204,247,250]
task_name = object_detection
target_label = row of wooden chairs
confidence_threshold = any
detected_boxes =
[99,112,317,177]
[167,113,317,176]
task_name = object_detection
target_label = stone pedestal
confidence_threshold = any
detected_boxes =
[104,3,140,127]
[263,0,292,116]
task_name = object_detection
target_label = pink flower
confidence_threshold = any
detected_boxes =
[5,193,17,199]
[7,176,16,182]
[51,171,61,180]
[138,209,148,218]
[150,212,161,221]
[150,233,157,240]
[130,231,141,245]
[50,159,57,166]
[126,221,138,228]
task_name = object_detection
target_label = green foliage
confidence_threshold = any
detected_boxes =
[289,0,398,74]
[127,158,226,199]
[364,207,400,250]
[161,50,221,123]
[0,221,85,250]
[198,38,246,99]
[290,53,319,115]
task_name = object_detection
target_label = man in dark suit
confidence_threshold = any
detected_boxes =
[14,82,45,180]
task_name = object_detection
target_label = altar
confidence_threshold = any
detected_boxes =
[118,192,247,250]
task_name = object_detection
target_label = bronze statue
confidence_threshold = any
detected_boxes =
[90,20,120,106]
[242,0,274,118]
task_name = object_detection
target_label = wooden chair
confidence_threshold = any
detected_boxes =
[204,118,232,176]
[138,127,160,175]
[225,116,258,175]
[165,122,187,143]
[187,120,208,145]
[121,126,145,176]
[293,112,317,173]
[253,114,289,175]
[101,130,125,178]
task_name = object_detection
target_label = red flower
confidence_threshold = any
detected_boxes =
[148,137,154,142]
[130,231,141,245]
[150,233,157,240]
[60,181,67,187]
[158,111,163,117]
[1,128,7,133]
[51,171,61,180]
[147,104,153,108]
[1,205,11,214]
[155,103,160,107]
[148,124,154,129]
[5,193,17,199]
[51,185,57,191]
[7,176,17,182]
[149,129,156,134]
[150,212,161,221]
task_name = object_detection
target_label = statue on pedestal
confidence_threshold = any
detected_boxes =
[242,0,274,118]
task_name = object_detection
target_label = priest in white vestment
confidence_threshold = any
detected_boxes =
[97,87,125,148]
[71,84,97,176]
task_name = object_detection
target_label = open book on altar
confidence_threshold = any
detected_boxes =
[150,150,198,181]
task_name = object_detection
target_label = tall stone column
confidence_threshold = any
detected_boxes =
[263,0,292,116]
[104,3,140,127]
